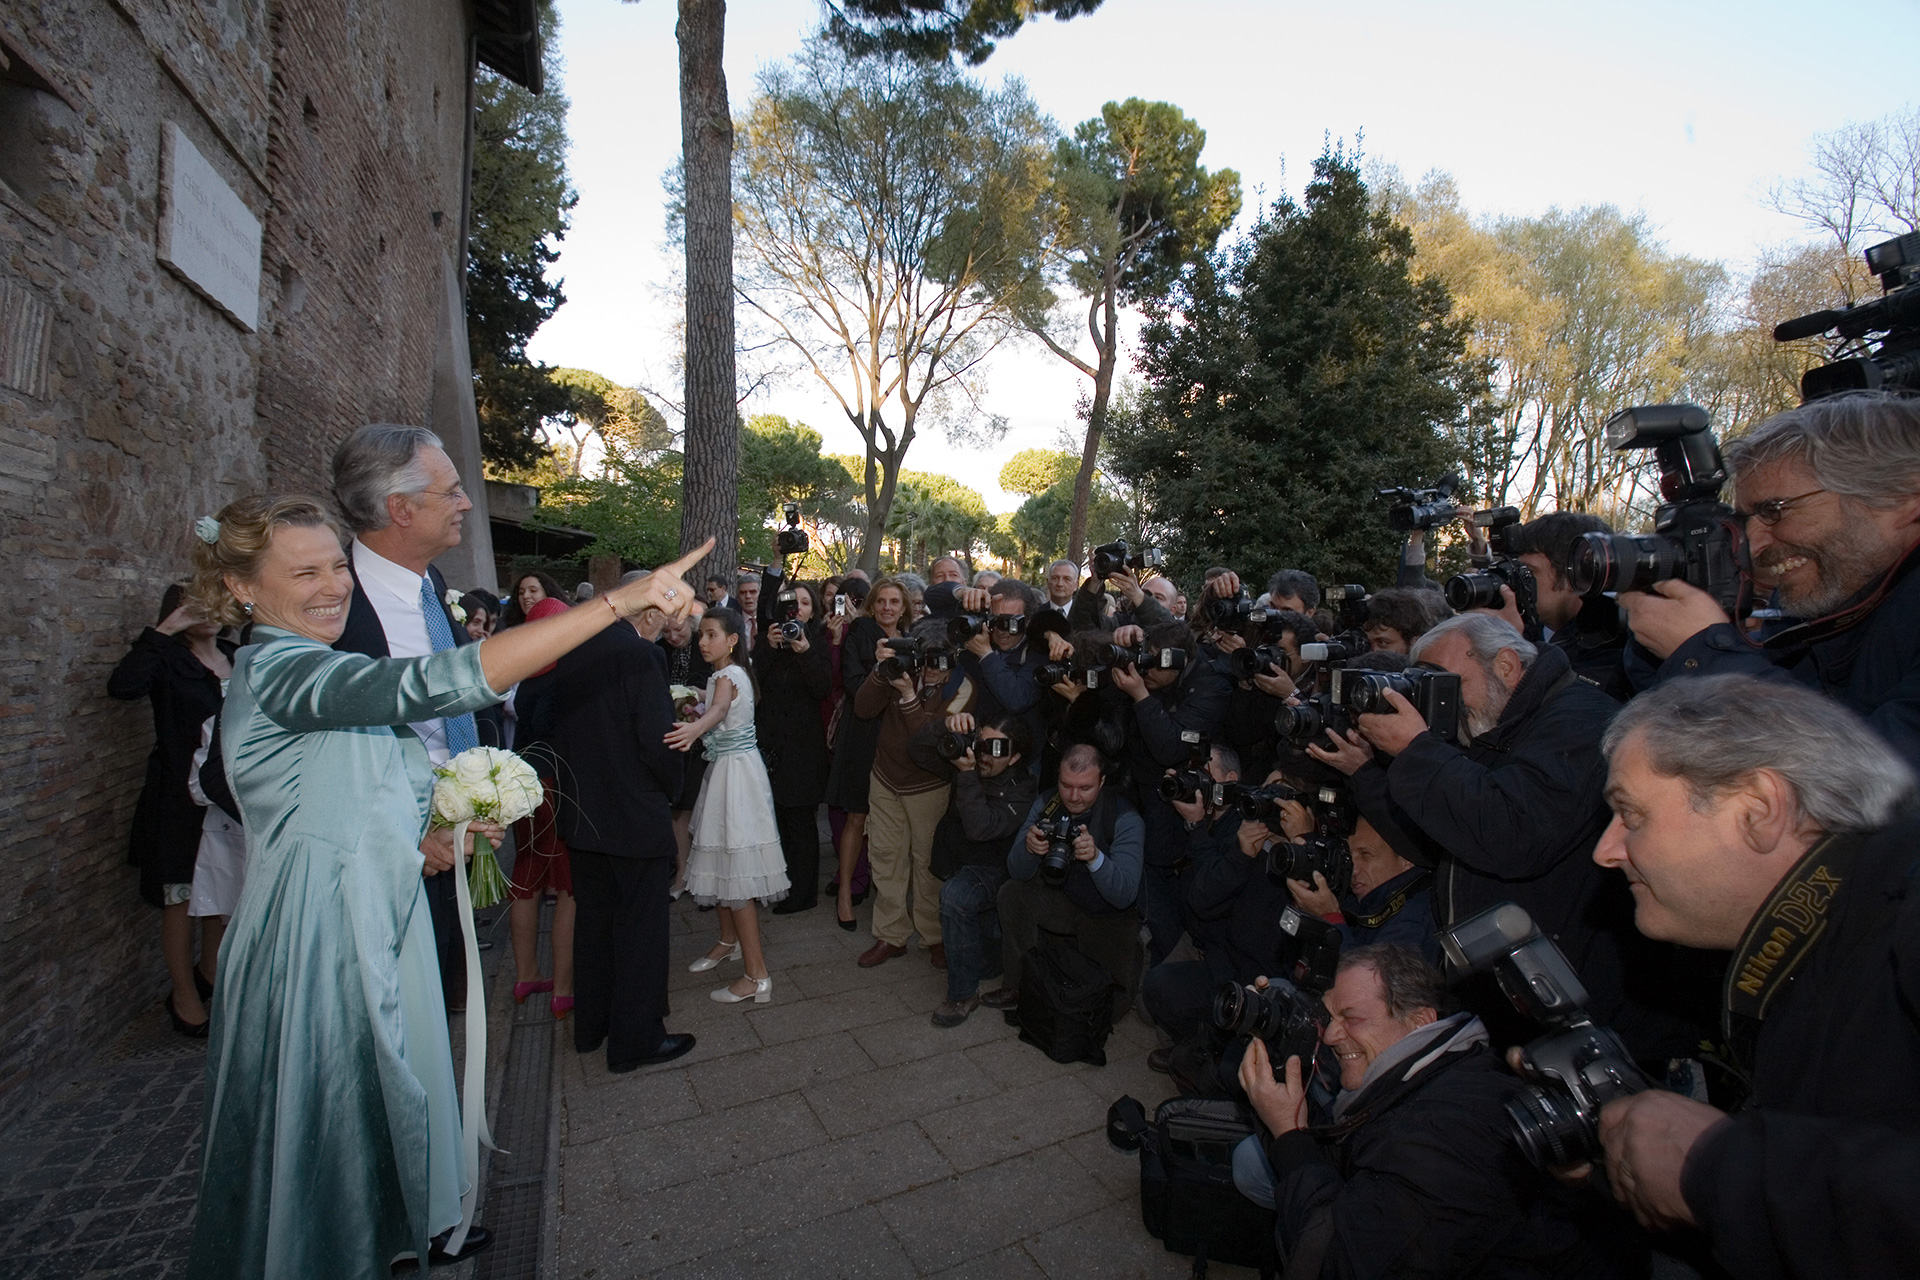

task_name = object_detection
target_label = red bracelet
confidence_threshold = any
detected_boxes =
[1322,911,1346,924]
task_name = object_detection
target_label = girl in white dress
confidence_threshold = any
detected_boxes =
[666,607,790,1003]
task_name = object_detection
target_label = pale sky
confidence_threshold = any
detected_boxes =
[526,0,1920,515]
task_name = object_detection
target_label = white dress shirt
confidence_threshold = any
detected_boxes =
[352,538,451,764]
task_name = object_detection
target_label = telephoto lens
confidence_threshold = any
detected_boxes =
[777,619,805,642]
[1157,768,1212,803]
[1039,814,1077,885]
[1344,672,1416,715]
[1565,531,1684,596]
[1444,572,1506,612]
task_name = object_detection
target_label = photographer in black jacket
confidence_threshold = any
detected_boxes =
[1311,613,1673,1055]
[909,714,1039,1029]
[1470,511,1633,701]
[1234,944,1617,1279]
[1616,392,1920,767]
[1588,676,1920,1280]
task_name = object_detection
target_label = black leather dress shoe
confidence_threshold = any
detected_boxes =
[427,1225,492,1265]
[609,1033,696,1073]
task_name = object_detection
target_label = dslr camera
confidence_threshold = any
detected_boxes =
[876,637,943,679]
[1091,540,1165,580]
[773,588,805,642]
[1440,902,1650,1168]
[1213,908,1342,1071]
[1381,474,1462,532]
[1095,641,1188,674]
[1562,405,1743,616]
[1323,584,1371,636]
[1445,507,1542,641]
[1038,812,1080,886]
[1775,231,1920,401]
[1206,587,1257,630]
[936,728,1013,762]
[1157,731,1221,806]
[775,502,809,557]
[1343,668,1463,743]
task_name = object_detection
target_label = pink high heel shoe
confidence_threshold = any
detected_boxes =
[551,995,574,1020]
[514,978,554,1003]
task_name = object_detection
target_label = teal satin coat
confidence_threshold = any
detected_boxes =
[186,628,501,1279]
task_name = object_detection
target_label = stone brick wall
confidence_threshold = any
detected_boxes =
[0,0,482,1124]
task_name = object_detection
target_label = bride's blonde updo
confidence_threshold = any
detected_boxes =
[188,495,342,626]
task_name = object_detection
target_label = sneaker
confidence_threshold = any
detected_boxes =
[980,985,1020,1010]
[931,996,980,1028]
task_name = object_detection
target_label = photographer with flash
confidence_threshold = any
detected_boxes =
[1618,392,1920,765]
[906,714,1038,1028]
[1109,618,1233,963]
[1311,613,1664,1052]
[984,744,1145,1016]
[946,577,1052,748]
[1586,676,1920,1280]
[1233,945,1616,1279]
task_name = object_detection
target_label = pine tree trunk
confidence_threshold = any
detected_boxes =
[1066,277,1121,566]
[677,0,737,582]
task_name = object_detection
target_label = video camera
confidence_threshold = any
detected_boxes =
[1775,231,1920,401]
[1445,507,1542,641]
[1213,907,1342,1072]
[1562,404,1744,616]
[775,502,809,557]
[1091,540,1165,580]
[1440,902,1650,1168]
[1382,474,1463,532]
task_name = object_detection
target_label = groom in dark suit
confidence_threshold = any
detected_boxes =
[330,424,487,1013]
[551,571,694,1070]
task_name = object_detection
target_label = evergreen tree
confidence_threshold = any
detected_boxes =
[468,3,576,469]
[1110,148,1488,589]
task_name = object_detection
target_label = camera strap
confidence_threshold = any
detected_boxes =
[1723,830,1864,1066]
[1346,870,1431,930]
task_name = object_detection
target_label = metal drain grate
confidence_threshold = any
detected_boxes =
[473,899,557,1280]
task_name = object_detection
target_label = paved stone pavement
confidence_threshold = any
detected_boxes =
[553,893,1262,1280]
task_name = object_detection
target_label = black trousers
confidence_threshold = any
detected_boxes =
[570,850,673,1066]
[775,804,821,908]
[424,869,466,1008]
[997,876,1146,1013]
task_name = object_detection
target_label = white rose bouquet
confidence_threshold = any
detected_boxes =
[431,745,541,909]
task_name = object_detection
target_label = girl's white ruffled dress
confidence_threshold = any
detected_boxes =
[684,665,790,905]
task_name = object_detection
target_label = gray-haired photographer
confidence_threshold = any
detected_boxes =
[1605,392,1920,768]
[1577,675,1920,1280]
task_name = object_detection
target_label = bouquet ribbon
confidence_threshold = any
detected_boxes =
[444,818,497,1256]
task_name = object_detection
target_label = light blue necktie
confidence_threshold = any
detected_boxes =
[420,577,480,755]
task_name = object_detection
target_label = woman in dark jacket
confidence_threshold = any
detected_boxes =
[107,582,236,1036]
[823,578,908,928]
[757,583,834,913]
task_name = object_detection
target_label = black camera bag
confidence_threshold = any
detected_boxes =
[1015,932,1116,1066]
[1107,1094,1278,1279]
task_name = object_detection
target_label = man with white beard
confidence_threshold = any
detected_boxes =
[1614,392,1920,770]
[1307,613,1685,1056]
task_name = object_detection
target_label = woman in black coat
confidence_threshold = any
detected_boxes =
[823,577,909,928]
[107,583,236,1036]
[756,583,834,913]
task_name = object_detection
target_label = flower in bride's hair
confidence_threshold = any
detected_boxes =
[194,516,221,545]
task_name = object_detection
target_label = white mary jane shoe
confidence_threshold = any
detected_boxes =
[688,942,741,973]
[710,976,773,1004]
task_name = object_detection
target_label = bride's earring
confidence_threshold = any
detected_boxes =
[242,601,254,617]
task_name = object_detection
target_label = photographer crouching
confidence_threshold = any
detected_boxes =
[1586,676,1920,1279]
[906,713,1039,1028]
[1616,392,1920,766]
[983,744,1146,1017]
[1232,944,1616,1277]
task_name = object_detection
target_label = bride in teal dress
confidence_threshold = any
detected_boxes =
[182,495,708,1280]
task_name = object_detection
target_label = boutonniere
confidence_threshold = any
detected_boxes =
[445,589,467,624]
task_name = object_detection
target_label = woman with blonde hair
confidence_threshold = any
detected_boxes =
[183,493,706,1279]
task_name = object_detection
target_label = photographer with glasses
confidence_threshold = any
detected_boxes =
[1617,392,1920,766]
[1587,676,1920,1280]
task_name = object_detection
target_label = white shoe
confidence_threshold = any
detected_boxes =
[689,942,740,973]
[710,976,773,1004]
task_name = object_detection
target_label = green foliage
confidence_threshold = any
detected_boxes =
[1109,148,1485,590]
[998,448,1077,498]
[737,415,863,563]
[822,0,1106,65]
[884,471,993,568]
[468,3,578,469]
[1046,100,1242,311]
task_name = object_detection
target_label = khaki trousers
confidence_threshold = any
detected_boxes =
[866,777,949,947]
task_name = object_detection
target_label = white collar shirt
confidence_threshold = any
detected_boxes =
[352,538,451,764]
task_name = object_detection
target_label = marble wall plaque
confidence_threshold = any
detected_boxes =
[157,121,261,331]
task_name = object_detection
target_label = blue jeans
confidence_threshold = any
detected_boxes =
[938,864,1006,1002]
[1232,1133,1276,1209]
